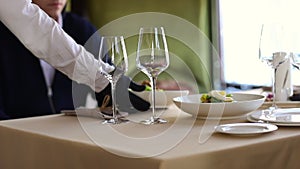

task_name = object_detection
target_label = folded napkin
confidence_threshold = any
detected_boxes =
[273,52,293,101]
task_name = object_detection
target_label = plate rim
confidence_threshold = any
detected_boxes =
[215,122,278,135]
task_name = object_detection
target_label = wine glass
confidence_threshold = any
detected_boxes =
[136,27,170,125]
[99,36,129,124]
[259,23,290,112]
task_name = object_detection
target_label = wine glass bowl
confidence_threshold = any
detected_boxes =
[136,27,170,125]
[137,56,169,78]
[99,36,129,124]
[259,24,289,67]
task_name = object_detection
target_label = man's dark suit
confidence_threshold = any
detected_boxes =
[0,13,100,119]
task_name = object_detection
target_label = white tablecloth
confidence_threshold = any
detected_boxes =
[1,105,300,169]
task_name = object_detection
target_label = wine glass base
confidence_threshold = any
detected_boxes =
[140,117,167,125]
[102,117,129,124]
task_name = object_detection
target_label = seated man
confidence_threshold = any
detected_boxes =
[0,0,149,120]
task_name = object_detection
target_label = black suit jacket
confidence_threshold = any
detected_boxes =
[0,13,101,119]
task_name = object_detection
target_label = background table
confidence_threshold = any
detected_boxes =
[1,105,300,169]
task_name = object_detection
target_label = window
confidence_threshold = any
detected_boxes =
[219,0,300,88]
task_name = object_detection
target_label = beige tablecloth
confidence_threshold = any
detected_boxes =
[1,105,300,169]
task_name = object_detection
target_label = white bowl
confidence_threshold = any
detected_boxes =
[131,90,189,108]
[173,93,265,119]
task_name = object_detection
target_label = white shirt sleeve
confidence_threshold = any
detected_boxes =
[0,0,113,92]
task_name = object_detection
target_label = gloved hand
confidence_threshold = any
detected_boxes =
[96,75,150,113]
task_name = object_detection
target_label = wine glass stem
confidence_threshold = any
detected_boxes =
[271,67,278,110]
[111,82,118,122]
[150,76,157,120]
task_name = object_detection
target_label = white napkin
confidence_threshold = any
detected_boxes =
[273,52,293,101]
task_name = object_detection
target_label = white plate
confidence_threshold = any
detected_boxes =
[173,93,265,119]
[131,90,189,108]
[250,108,300,124]
[215,123,278,135]
[246,114,300,126]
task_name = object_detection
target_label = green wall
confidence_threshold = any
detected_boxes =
[85,0,213,93]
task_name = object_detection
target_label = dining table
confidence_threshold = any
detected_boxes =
[0,103,300,169]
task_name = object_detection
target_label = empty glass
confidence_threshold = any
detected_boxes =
[136,27,170,125]
[99,36,129,124]
[259,23,291,112]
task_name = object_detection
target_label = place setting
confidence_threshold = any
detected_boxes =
[70,26,190,125]
[64,23,300,133]
[214,23,300,135]
[171,88,278,136]
[245,23,300,127]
